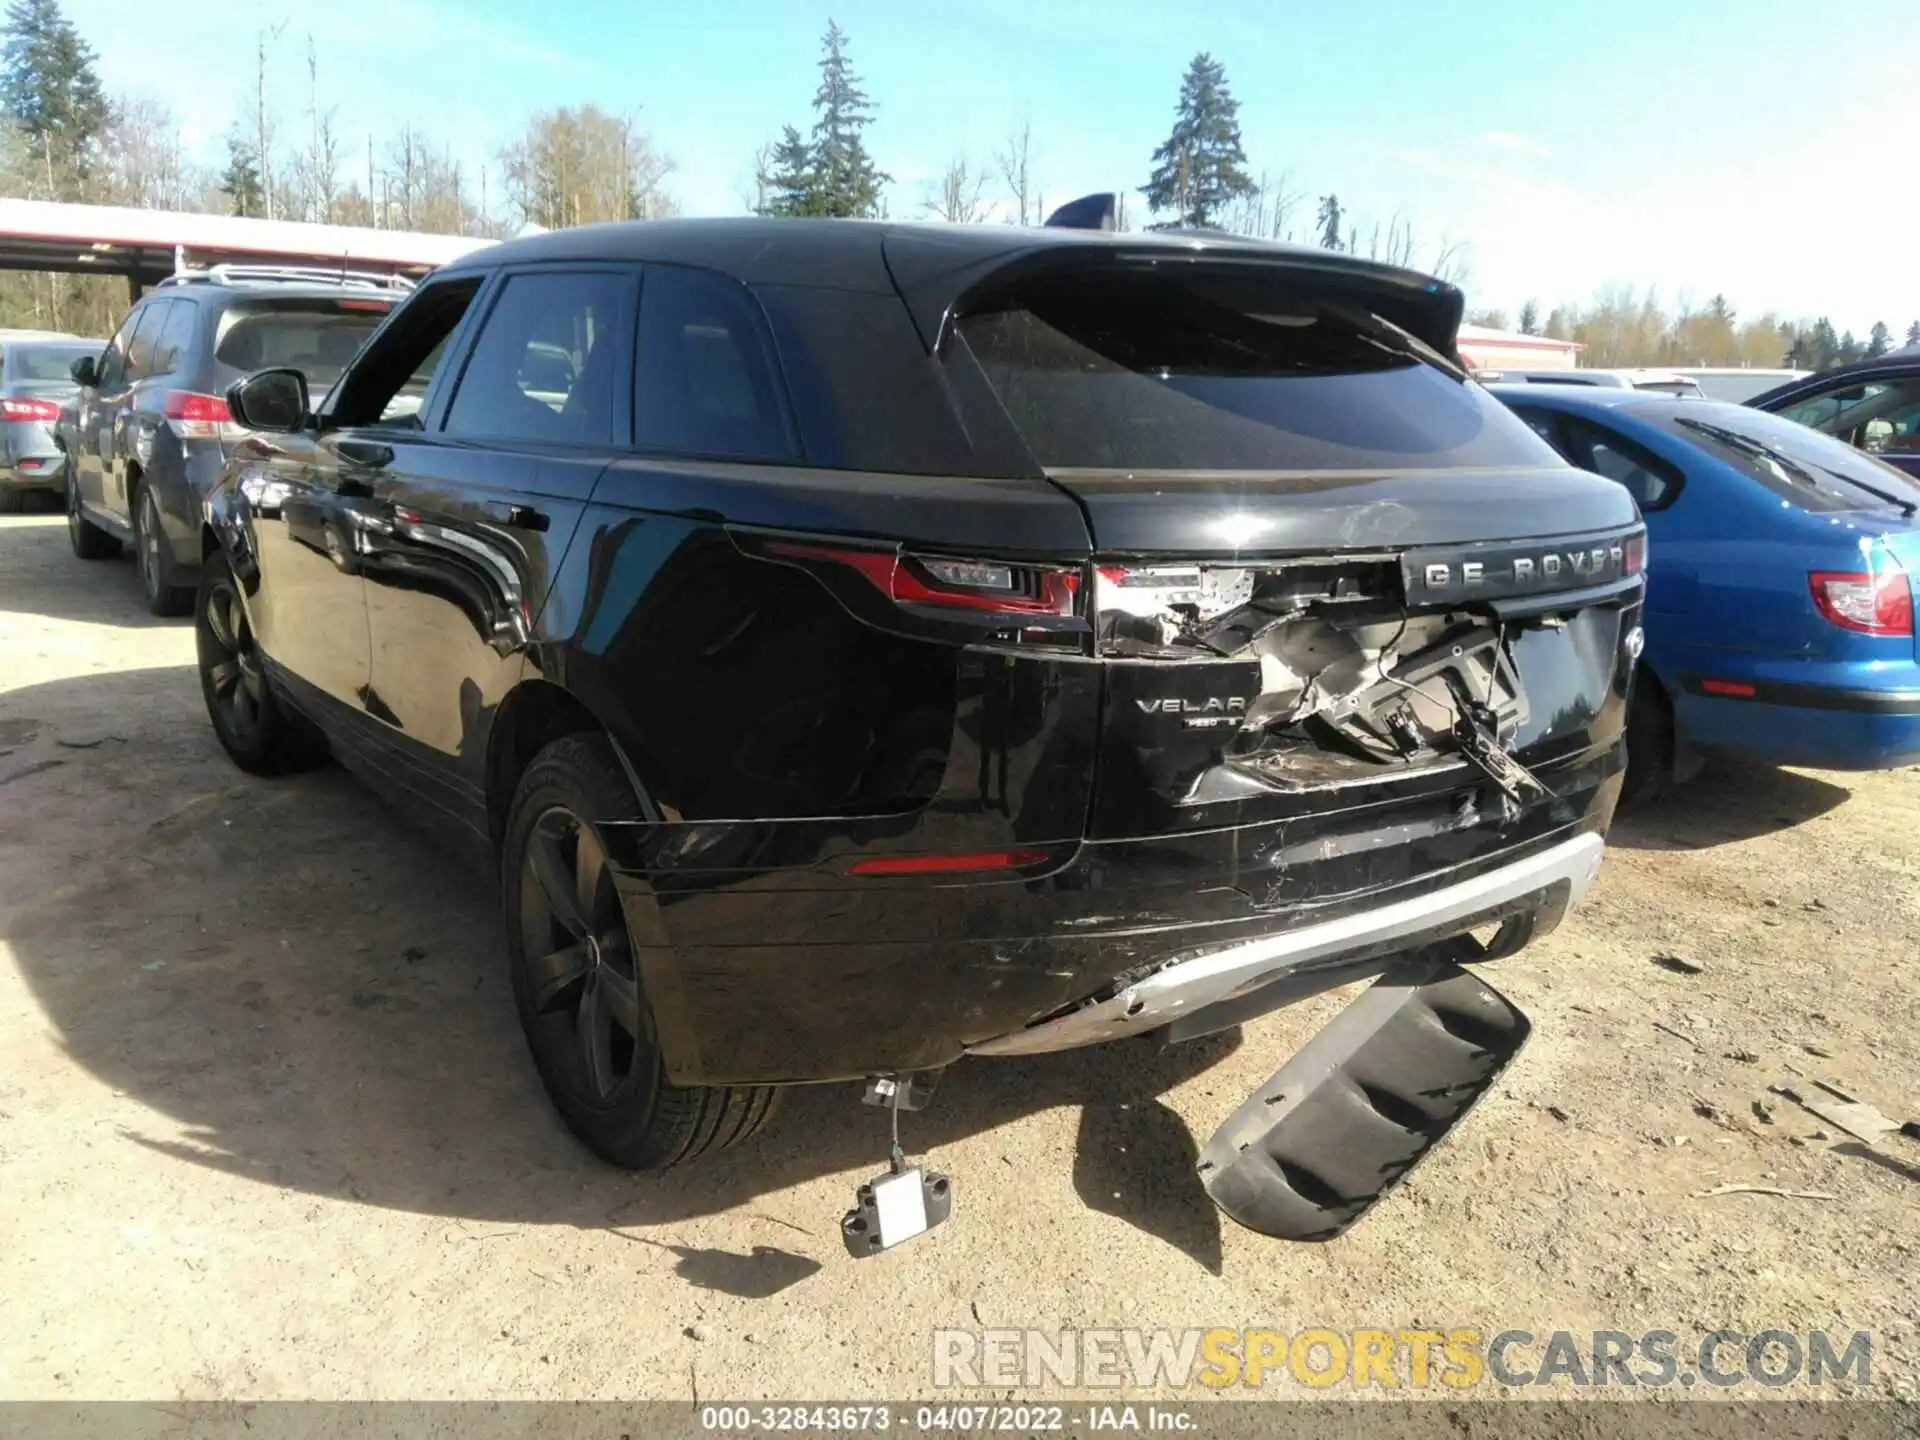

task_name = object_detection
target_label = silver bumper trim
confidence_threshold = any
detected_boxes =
[966,832,1605,1057]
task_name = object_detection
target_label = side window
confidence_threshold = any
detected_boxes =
[444,271,629,445]
[123,301,170,383]
[1778,392,1845,430]
[327,277,482,428]
[96,307,144,389]
[635,265,796,461]
[1561,416,1682,511]
[1508,405,1567,454]
[149,299,198,378]
[1876,385,1920,456]
[1779,379,1920,456]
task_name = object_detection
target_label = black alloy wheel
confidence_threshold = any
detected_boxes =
[195,550,327,775]
[202,570,269,745]
[501,733,779,1170]
[517,806,653,1108]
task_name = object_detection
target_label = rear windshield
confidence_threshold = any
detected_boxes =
[7,342,97,382]
[1650,403,1920,514]
[213,299,390,390]
[954,269,1557,472]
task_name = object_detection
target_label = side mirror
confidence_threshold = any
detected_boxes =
[227,367,309,434]
[69,355,97,388]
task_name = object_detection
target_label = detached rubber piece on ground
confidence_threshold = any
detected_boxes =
[1196,950,1529,1241]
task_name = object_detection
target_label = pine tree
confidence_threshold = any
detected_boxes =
[1517,300,1539,335]
[1809,317,1839,369]
[1837,329,1861,365]
[1141,53,1253,229]
[220,133,265,217]
[1906,320,1920,349]
[808,21,885,219]
[755,124,820,217]
[1864,321,1892,359]
[1,0,108,187]
[1315,194,1344,250]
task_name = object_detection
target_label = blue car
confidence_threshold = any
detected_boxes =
[1488,384,1920,791]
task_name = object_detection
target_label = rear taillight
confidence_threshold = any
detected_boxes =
[1,397,61,422]
[1624,532,1647,576]
[1808,570,1913,637]
[767,542,1079,617]
[162,391,236,439]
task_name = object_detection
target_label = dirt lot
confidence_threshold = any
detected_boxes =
[2,509,1917,1406]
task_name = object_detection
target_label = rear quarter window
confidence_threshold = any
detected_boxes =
[955,269,1561,472]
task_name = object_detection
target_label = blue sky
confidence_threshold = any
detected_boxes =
[65,0,1920,335]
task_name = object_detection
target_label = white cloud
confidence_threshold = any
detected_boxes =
[1483,131,1550,157]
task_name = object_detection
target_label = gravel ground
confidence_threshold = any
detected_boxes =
[2,510,1917,1409]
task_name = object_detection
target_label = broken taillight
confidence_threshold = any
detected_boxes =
[766,541,1079,617]
[1095,563,1254,621]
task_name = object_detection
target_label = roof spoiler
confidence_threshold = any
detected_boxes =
[1043,193,1116,232]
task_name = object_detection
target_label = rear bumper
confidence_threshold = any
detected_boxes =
[0,452,63,490]
[605,744,1623,1085]
[1675,670,1920,770]
[969,831,1603,1055]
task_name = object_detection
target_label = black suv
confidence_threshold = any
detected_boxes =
[59,267,407,613]
[199,216,1644,1246]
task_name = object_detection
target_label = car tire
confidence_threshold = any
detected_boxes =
[195,549,329,775]
[67,476,120,560]
[501,732,780,1170]
[1621,669,1674,807]
[134,485,194,616]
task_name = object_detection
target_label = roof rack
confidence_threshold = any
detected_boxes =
[157,264,417,294]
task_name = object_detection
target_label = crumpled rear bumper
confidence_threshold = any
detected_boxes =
[604,745,1622,1086]
[968,831,1601,1056]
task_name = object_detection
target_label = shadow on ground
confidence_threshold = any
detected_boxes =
[1608,762,1852,852]
[0,513,189,630]
[0,662,1239,1280]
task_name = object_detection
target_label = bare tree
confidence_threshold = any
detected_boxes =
[104,97,199,210]
[1228,168,1301,241]
[500,105,676,230]
[738,140,773,215]
[1428,236,1471,288]
[293,37,339,223]
[254,20,289,220]
[923,154,988,223]
[388,123,422,229]
[994,118,1036,226]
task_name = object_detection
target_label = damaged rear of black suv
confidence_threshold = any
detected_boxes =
[203,212,1644,1252]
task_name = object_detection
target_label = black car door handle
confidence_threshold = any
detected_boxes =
[335,477,374,499]
[491,503,549,533]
